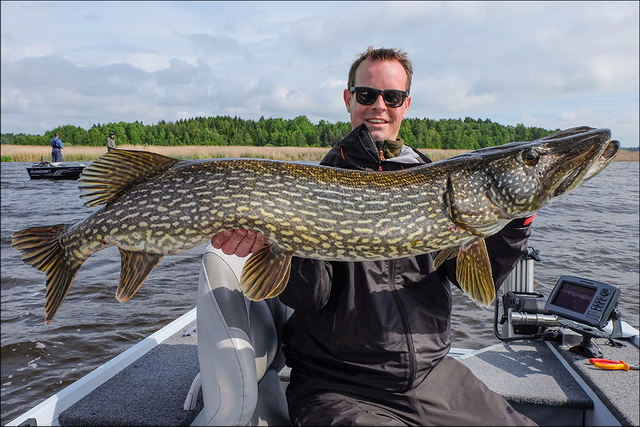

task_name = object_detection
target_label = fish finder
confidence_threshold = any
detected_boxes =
[544,275,620,329]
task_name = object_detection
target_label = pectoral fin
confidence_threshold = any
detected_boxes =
[241,246,292,301]
[456,238,495,307]
[116,249,164,302]
[433,246,459,270]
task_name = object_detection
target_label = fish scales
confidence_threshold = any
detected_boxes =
[70,159,465,262]
[11,126,620,323]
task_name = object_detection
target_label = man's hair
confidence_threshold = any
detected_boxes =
[347,47,413,92]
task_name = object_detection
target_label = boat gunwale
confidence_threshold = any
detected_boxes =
[5,308,198,427]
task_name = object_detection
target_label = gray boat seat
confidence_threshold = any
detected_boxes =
[187,244,292,426]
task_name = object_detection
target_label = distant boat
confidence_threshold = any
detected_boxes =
[26,161,86,180]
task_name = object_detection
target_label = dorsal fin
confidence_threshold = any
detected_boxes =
[78,150,180,207]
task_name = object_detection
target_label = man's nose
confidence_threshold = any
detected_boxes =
[370,93,387,109]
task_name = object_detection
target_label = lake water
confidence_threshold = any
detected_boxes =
[1,160,638,424]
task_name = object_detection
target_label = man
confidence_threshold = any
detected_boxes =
[50,132,63,163]
[106,132,117,152]
[212,47,536,426]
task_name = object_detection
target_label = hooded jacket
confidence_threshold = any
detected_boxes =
[280,124,531,394]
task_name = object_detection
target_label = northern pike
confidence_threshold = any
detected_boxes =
[12,126,619,323]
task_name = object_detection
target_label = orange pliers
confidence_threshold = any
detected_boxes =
[589,358,640,371]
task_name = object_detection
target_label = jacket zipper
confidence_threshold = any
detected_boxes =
[387,259,417,391]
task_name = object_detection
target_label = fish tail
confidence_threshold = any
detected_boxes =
[12,224,84,324]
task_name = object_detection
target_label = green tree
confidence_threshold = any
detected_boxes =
[2,116,559,151]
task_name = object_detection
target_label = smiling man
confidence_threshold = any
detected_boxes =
[211,47,536,426]
[317,48,430,172]
[345,51,411,144]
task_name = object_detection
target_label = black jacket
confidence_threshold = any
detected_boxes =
[280,124,531,393]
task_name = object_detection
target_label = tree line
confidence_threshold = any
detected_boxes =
[0,116,559,150]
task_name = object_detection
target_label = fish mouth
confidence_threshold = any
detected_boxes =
[549,133,617,197]
[582,139,620,182]
[600,139,621,161]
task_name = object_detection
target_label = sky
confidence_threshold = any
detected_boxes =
[1,1,638,147]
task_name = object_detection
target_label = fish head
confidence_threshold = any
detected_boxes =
[446,127,619,234]
[484,126,618,216]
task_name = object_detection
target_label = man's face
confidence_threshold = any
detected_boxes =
[343,59,411,142]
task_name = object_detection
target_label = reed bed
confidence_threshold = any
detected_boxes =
[0,145,330,162]
[1,144,637,163]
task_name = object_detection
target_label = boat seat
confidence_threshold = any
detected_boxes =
[187,244,292,426]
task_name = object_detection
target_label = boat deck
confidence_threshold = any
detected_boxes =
[58,319,202,426]
[460,340,592,425]
[460,337,639,426]
[11,309,639,427]
[553,338,639,426]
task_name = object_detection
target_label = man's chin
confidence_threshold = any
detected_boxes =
[364,125,391,141]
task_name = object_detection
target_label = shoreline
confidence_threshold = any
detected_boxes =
[0,145,333,162]
[1,144,638,162]
[0,145,469,162]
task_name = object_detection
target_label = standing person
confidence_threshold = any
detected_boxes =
[106,132,117,152]
[50,132,63,163]
[211,47,536,426]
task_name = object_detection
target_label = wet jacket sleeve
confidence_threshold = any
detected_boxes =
[280,257,334,312]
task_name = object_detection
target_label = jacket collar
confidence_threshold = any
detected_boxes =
[327,123,431,170]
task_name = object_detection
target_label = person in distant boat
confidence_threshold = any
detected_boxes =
[106,132,117,152]
[50,132,63,163]
[211,47,537,426]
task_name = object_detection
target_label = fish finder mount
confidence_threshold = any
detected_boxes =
[544,275,622,358]
[498,270,625,358]
[553,310,623,358]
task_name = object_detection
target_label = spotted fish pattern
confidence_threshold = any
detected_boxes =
[12,126,619,323]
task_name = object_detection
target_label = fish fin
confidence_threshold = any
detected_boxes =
[115,249,164,302]
[11,224,84,324]
[78,150,180,207]
[470,219,511,237]
[456,238,496,307]
[433,246,459,270]
[240,246,292,301]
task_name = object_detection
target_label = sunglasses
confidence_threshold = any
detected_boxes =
[349,87,409,108]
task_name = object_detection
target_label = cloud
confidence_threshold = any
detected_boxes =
[2,55,149,97]
[184,33,243,57]
[0,1,637,146]
[418,77,500,112]
[155,58,204,87]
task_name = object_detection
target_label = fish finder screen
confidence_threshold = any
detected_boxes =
[550,282,596,314]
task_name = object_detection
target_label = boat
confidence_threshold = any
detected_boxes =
[5,246,639,426]
[26,161,86,180]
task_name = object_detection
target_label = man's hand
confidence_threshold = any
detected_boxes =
[211,229,268,257]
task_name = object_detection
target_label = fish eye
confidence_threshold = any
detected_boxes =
[522,149,539,165]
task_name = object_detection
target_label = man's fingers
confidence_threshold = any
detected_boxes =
[220,229,247,255]
[211,230,233,249]
[210,229,267,256]
[234,230,257,258]
[250,232,268,253]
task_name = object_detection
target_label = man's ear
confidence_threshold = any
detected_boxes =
[343,88,352,113]
[402,95,412,119]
